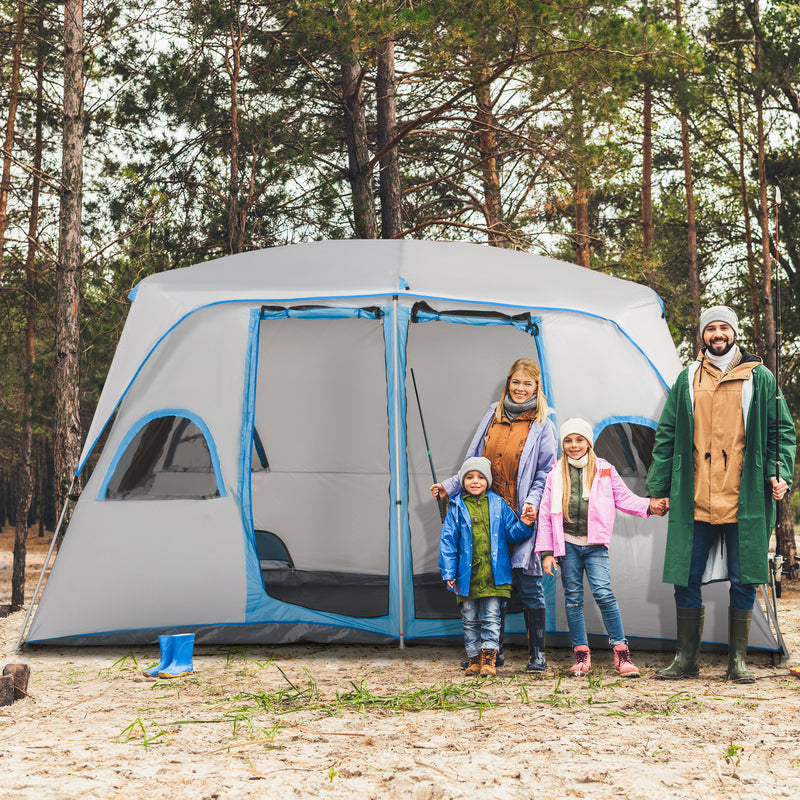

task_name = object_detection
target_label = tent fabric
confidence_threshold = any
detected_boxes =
[25,240,781,652]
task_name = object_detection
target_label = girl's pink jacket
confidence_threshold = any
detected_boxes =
[534,457,650,557]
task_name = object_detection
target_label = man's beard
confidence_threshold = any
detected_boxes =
[707,339,735,356]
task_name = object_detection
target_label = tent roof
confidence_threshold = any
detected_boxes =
[79,240,680,470]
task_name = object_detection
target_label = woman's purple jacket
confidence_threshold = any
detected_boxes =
[441,403,559,575]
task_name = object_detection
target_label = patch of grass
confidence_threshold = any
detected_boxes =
[334,678,495,715]
[117,717,173,747]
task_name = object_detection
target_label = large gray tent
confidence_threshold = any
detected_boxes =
[21,240,783,653]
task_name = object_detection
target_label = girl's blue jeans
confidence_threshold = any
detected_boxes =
[560,542,626,648]
[673,521,757,611]
[460,596,502,656]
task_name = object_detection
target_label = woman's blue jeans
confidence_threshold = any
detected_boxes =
[560,542,626,647]
[460,597,502,656]
[673,521,757,611]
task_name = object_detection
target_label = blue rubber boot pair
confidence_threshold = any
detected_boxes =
[143,633,195,678]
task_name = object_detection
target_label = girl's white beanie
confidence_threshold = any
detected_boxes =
[559,417,594,447]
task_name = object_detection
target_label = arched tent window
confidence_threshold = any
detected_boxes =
[594,418,655,493]
[101,412,224,500]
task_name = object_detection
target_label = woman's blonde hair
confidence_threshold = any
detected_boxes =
[495,358,548,424]
[560,445,596,521]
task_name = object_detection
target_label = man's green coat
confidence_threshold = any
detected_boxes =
[646,361,796,586]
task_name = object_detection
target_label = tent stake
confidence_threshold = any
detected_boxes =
[14,476,77,652]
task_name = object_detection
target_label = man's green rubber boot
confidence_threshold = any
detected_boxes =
[726,608,755,684]
[656,606,704,679]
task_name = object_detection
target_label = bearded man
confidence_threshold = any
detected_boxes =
[647,306,795,682]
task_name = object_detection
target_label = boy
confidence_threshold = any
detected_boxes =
[438,456,535,676]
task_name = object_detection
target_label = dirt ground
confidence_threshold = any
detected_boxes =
[2,525,800,800]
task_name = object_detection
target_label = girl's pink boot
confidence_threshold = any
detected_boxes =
[569,645,591,676]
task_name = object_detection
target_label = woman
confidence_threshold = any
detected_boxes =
[431,358,558,672]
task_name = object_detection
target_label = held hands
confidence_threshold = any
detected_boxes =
[771,477,789,501]
[542,555,557,577]
[520,504,538,526]
[430,483,448,500]
[648,497,669,516]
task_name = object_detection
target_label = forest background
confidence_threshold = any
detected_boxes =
[1,0,800,607]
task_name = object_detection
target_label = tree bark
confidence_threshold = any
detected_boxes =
[474,71,505,247]
[342,53,378,239]
[642,81,654,259]
[227,15,243,254]
[572,91,591,267]
[54,0,84,514]
[376,35,402,239]
[675,0,700,353]
[11,17,44,607]
[0,0,26,279]
[736,72,762,355]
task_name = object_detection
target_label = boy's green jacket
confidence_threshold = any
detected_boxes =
[646,362,796,586]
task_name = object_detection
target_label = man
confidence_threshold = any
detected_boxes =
[647,306,796,682]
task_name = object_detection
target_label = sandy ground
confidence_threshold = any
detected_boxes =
[2,526,800,800]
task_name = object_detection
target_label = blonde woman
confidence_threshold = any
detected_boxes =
[431,358,558,672]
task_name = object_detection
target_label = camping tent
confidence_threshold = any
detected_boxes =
[22,240,782,653]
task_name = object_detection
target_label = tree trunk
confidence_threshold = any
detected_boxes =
[474,72,505,247]
[642,81,654,259]
[342,53,378,239]
[674,0,701,353]
[570,91,591,268]
[227,15,243,254]
[11,22,44,607]
[376,35,402,239]
[54,0,84,514]
[736,73,762,355]
[0,0,26,279]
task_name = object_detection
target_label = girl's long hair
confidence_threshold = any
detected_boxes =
[495,358,548,424]
[560,446,597,522]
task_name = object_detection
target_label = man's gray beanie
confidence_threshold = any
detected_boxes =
[700,305,739,337]
[459,456,493,489]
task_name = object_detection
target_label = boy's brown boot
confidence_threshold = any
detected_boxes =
[569,645,591,676]
[479,648,497,677]
[464,654,481,676]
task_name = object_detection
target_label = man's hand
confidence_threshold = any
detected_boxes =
[649,497,668,516]
[771,477,788,501]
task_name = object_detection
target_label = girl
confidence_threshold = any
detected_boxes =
[535,418,664,677]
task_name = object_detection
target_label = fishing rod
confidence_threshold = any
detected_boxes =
[774,185,782,482]
[410,368,447,522]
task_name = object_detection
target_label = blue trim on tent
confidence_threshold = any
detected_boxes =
[260,307,382,321]
[385,302,413,639]
[76,292,669,477]
[594,415,658,440]
[240,310,266,618]
[240,305,396,637]
[95,409,226,501]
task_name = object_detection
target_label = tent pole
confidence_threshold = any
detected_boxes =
[15,475,77,651]
[759,583,789,662]
[393,295,405,649]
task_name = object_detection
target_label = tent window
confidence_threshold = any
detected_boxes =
[594,421,655,480]
[105,415,221,500]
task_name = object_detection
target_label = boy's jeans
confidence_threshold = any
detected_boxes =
[560,542,626,648]
[461,596,502,657]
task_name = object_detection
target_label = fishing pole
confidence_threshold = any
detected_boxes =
[774,185,782,482]
[410,368,447,522]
